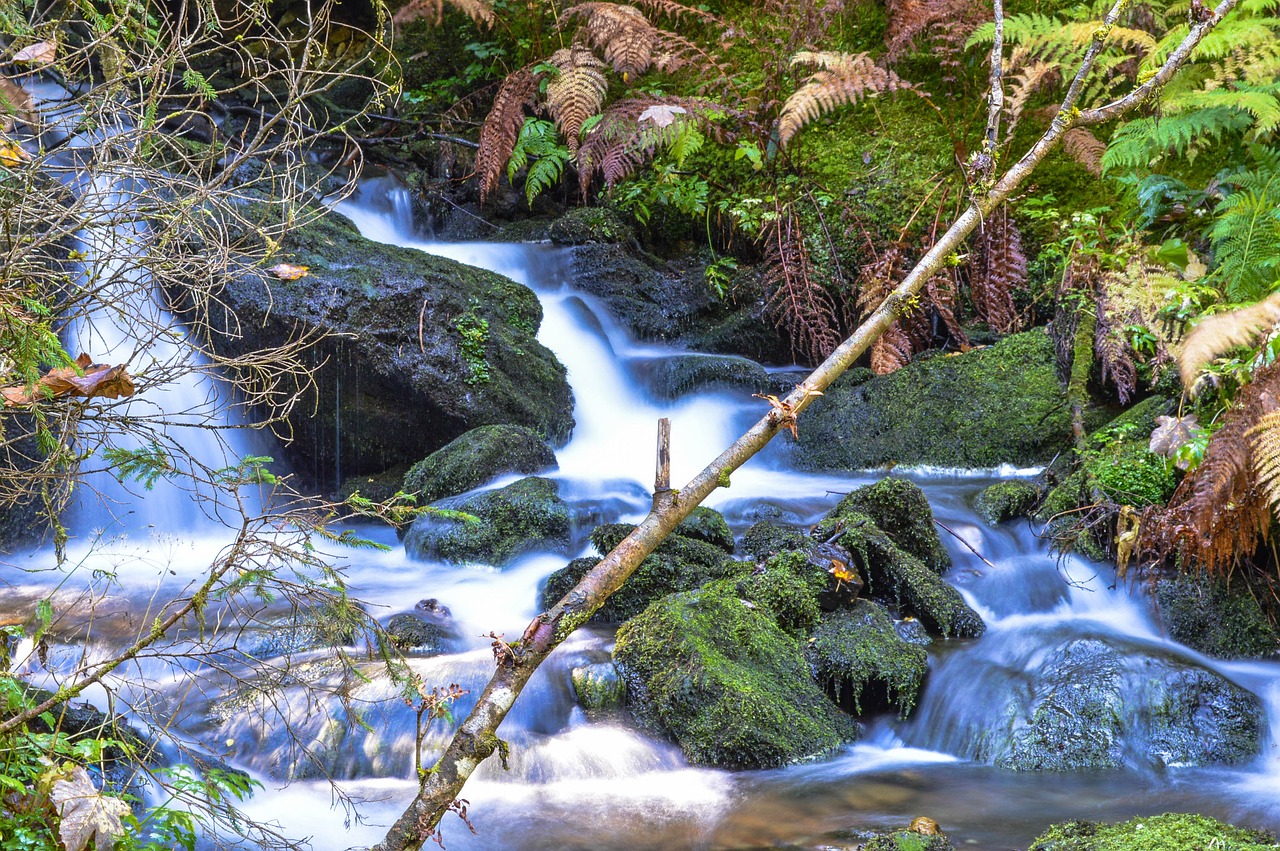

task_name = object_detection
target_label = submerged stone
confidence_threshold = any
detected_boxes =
[613,581,860,769]
[974,480,1040,526]
[404,476,570,566]
[571,662,626,717]
[637,353,769,401]
[402,424,557,504]
[796,331,1070,471]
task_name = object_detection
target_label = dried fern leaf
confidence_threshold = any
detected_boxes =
[884,0,977,58]
[1004,55,1059,137]
[394,0,494,27]
[872,321,914,374]
[763,202,842,364]
[1063,127,1106,176]
[562,3,656,78]
[547,45,608,154]
[477,66,542,201]
[1250,408,1280,512]
[779,53,914,146]
[970,206,1024,333]
[1179,290,1280,389]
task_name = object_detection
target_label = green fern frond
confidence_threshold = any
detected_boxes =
[1173,86,1280,134]
[507,118,573,205]
[1211,190,1280,302]
[1101,109,1253,172]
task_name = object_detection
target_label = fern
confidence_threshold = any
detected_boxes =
[577,97,718,189]
[507,118,573,205]
[1101,109,1253,173]
[1063,127,1107,176]
[970,206,1024,333]
[778,52,915,146]
[884,0,979,59]
[476,66,544,201]
[546,45,609,155]
[763,201,842,364]
[392,0,494,27]
[1209,150,1280,302]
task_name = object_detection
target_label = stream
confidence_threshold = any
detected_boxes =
[5,177,1280,850]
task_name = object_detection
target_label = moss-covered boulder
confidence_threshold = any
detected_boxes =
[741,520,809,561]
[862,828,955,851]
[538,522,740,622]
[404,476,570,566]
[807,601,927,716]
[194,209,574,482]
[796,331,1071,470]
[381,612,455,655]
[1155,576,1278,659]
[1028,814,1276,851]
[831,478,950,572]
[974,480,1040,525]
[571,662,626,717]
[613,581,860,769]
[636,353,769,401]
[402,424,557,504]
[548,206,634,245]
[985,638,1262,771]
[732,550,829,635]
[674,506,735,552]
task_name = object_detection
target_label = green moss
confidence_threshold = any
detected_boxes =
[797,331,1071,471]
[733,550,826,635]
[456,304,491,386]
[832,478,950,572]
[807,601,927,716]
[404,476,570,566]
[863,832,955,851]
[548,206,633,244]
[1155,576,1278,659]
[402,424,557,504]
[1028,814,1276,851]
[571,663,626,717]
[741,520,810,561]
[974,480,1040,525]
[613,581,859,769]
[673,506,735,552]
[1085,442,1177,508]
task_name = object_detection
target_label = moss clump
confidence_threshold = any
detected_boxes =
[733,550,826,635]
[613,581,859,769]
[1086,442,1177,507]
[741,520,809,561]
[1155,576,1278,659]
[1028,813,1276,851]
[807,601,927,716]
[402,425,557,504]
[796,331,1071,471]
[673,506,736,553]
[548,205,633,245]
[863,831,955,851]
[539,524,741,622]
[833,478,950,572]
[404,476,570,566]
[974,480,1040,526]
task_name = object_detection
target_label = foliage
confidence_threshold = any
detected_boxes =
[507,118,572,206]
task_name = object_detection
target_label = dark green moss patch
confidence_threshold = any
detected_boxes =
[674,506,735,552]
[404,476,570,566]
[1028,813,1276,851]
[974,480,1041,526]
[1155,576,1278,659]
[807,601,927,716]
[741,520,810,561]
[832,478,950,572]
[402,424,557,504]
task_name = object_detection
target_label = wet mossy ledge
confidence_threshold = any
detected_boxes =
[402,424,558,504]
[193,208,574,483]
[796,331,1071,471]
[404,476,570,566]
[1027,813,1277,850]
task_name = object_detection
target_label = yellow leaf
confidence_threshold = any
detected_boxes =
[269,263,310,280]
[13,40,56,66]
[0,139,30,168]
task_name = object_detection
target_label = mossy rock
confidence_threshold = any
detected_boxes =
[571,662,626,717]
[1028,813,1276,851]
[1155,576,1278,659]
[674,506,735,552]
[831,478,950,572]
[807,601,927,717]
[613,581,860,769]
[547,206,633,244]
[1086,395,1173,449]
[974,480,1040,526]
[402,424,557,504]
[1084,441,1177,508]
[190,208,573,482]
[741,520,810,561]
[731,550,829,635]
[796,331,1070,470]
[862,830,955,851]
[381,613,454,655]
[404,476,570,566]
[637,353,770,401]
[539,523,741,622]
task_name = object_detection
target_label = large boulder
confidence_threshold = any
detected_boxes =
[402,424,557,503]
[634,353,769,401]
[830,478,950,572]
[795,331,1071,470]
[404,476,570,566]
[1155,575,1278,659]
[538,520,741,622]
[807,601,928,716]
[192,209,574,482]
[613,580,860,769]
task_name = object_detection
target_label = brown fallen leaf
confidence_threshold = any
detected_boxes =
[268,262,309,280]
[0,139,31,168]
[50,766,129,851]
[2,353,136,407]
[0,76,35,133]
[1149,413,1200,469]
[13,40,56,66]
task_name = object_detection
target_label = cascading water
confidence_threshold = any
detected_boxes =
[9,173,1280,850]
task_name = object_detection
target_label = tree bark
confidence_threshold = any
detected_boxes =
[372,3,1241,846]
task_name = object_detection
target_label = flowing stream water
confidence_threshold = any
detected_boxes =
[7,177,1280,850]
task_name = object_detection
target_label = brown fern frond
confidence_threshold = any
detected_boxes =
[1063,127,1106,176]
[970,206,1024,333]
[778,53,915,146]
[560,4,657,79]
[884,0,975,59]
[393,0,493,27]
[1179,291,1280,390]
[476,66,542,201]
[872,320,915,374]
[926,270,969,344]
[1144,364,1280,574]
[1004,53,1059,137]
[1095,279,1138,404]
[546,45,608,154]
[1250,409,1280,514]
[628,0,724,26]
[576,97,722,189]
[763,202,842,364]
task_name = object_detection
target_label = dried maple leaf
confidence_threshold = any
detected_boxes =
[13,40,56,66]
[1149,414,1199,464]
[2,353,136,407]
[51,767,129,851]
[268,263,309,281]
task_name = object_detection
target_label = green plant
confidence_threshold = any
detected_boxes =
[456,305,492,385]
[507,118,572,205]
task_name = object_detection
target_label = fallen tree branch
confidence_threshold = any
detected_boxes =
[371,2,1241,845]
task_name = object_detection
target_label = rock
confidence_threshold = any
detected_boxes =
[382,612,454,654]
[636,353,769,401]
[831,478,950,572]
[732,550,830,635]
[571,662,626,717]
[862,830,955,851]
[674,506,735,552]
[894,618,932,646]
[404,476,570,566]
[402,424,557,504]
[975,637,1262,771]
[807,601,927,717]
[1028,814,1276,851]
[796,331,1071,471]
[974,480,1040,525]
[192,209,574,483]
[613,581,860,769]
[1155,575,1278,659]
[245,605,360,658]
[548,206,634,245]
[741,520,810,561]
[539,523,741,622]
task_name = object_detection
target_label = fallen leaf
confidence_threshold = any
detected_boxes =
[0,139,31,168]
[0,76,35,133]
[50,766,129,851]
[13,40,56,66]
[268,263,309,281]
[638,104,687,128]
[2,353,136,407]
[1149,414,1199,461]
